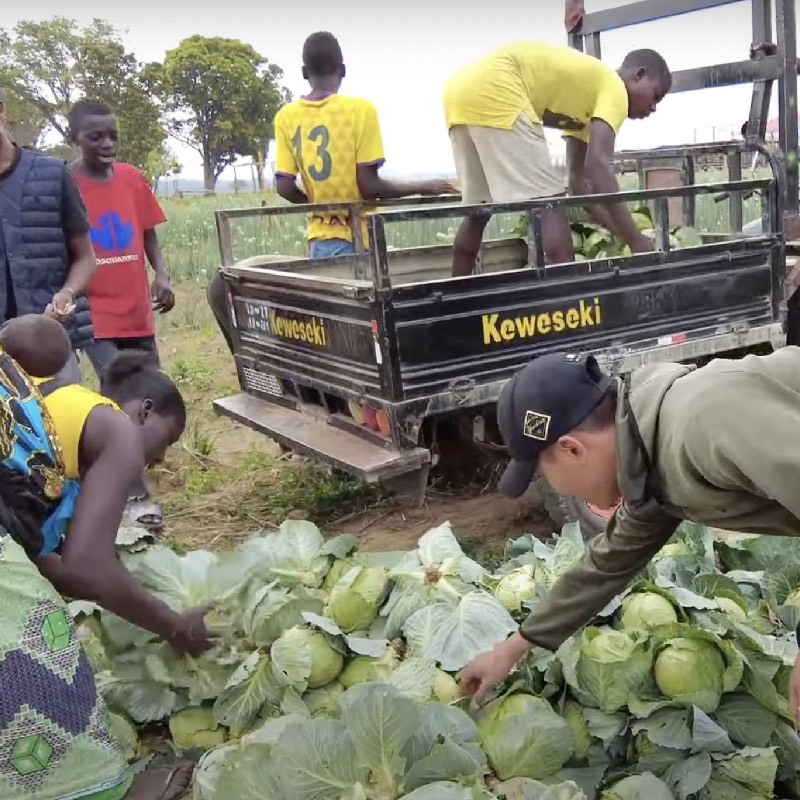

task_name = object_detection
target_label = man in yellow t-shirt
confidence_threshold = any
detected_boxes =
[443,43,672,277]
[274,31,454,259]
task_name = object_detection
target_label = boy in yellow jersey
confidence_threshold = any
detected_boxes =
[274,31,454,258]
[443,43,672,277]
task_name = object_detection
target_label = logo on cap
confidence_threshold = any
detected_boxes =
[523,410,551,441]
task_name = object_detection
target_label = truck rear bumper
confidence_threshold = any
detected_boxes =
[213,393,430,483]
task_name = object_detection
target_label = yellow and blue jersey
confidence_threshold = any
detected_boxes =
[274,94,386,244]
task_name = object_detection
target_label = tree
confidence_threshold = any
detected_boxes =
[0,89,46,148]
[161,36,289,192]
[0,17,175,181]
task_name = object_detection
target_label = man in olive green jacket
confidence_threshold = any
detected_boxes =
[460,348,800,715]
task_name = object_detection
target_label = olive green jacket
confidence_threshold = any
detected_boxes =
[520,346,800,650]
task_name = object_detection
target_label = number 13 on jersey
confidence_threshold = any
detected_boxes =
[291,125,333,182]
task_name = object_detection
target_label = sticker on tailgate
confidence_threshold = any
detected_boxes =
[243,302,328,348]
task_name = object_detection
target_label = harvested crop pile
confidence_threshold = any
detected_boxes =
[72,520,800,799]
[516,206,703,260]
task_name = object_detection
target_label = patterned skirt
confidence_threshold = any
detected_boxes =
[0,530,132,800]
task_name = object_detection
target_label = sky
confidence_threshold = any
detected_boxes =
[5,0,786,181]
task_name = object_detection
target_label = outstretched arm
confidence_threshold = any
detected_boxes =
[519,503,679,649]
[582,121,652,252]
[460,502,678,704]
[566,136,622,234]
[36,408,209,654]
[356,164,455,201]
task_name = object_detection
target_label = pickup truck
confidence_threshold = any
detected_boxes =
[213,140,795,537]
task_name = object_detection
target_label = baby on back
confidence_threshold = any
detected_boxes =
[0,315,72,378]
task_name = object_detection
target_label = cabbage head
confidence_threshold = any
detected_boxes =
[619,592,678,632]
[654,636,725,712]
[108,713,139,762]
[562,700,591,762]
[339,645,401,689]
[478,693,574,780]
[327,565,390,632]
[432,669,462,704]
[672,226,702,248]
[323,556,359,592]
[273,626,344,689]
[493,566,537,613]
[169,706,226,751]
[652,541,690,561]
[575,628,652,713]
[714,596,747,621]
[601,773,675,799]
[785,588,800,607]
[303,681,345,716]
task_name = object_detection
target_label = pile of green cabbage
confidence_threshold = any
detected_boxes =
[71,519,800,799]
[513,205,703,261]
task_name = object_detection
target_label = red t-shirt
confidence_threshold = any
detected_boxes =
[72,163,167,339]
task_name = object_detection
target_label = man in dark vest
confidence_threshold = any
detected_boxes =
[0,90,96,381]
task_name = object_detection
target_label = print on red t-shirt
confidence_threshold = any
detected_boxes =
[72,163,167,339]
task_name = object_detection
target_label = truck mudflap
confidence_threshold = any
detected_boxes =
[213,392,430,485]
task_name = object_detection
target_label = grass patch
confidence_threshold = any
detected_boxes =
[160,448,379,551]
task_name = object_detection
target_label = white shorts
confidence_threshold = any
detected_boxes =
[449,113,566,205]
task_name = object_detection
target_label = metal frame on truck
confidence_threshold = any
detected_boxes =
[569,0,798,221]
[213,0,800,535]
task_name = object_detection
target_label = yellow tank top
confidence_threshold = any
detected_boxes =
[33,381,119,480]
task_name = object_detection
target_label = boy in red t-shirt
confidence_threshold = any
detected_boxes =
[69,101,174,527]
[68,101,175,382]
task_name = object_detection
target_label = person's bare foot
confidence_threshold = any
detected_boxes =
[126,765,193,800]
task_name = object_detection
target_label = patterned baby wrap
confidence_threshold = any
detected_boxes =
[0,351,131,800]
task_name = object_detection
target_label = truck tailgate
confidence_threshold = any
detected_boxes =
[226,270,386,399]
[213,393,429,482]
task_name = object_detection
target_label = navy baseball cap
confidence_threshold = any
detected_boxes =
[497,353,612,497]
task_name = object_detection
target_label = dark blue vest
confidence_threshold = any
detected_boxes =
[0,149,93,349]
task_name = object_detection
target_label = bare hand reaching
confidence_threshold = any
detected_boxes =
[629,233,655,254]
[423,179,460,197]
[459,632,533,707]
[46,288,77,321]
[168,605,215,657]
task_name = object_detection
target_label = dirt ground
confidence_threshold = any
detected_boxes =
[333,489,550,554]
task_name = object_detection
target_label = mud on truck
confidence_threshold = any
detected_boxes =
[212,0,800,539]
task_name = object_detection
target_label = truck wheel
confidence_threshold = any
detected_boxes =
[535,477,619,540]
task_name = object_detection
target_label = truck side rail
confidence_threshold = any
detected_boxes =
[215,194,460,279]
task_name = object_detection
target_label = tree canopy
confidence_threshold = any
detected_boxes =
[0,19,290,191]
[0,17,174,182]
[161,36,290,191]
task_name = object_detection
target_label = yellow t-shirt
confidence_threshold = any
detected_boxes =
[274,94,386,245]
[34,381,119,481]
[443,42,629,142]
